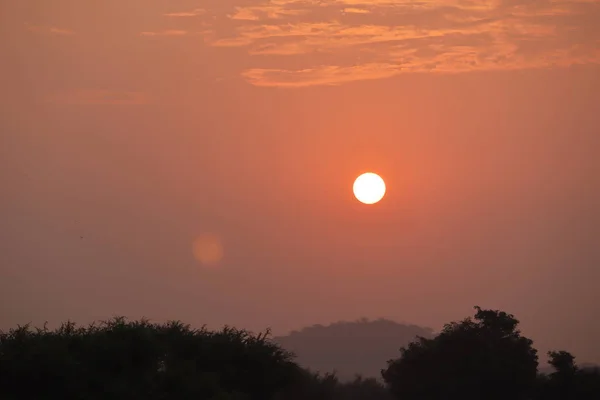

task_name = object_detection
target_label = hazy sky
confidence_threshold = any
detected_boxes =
[1,0,599,365]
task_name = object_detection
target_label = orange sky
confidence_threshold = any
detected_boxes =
[1,0,599,365]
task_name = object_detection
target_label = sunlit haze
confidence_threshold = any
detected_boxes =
[1,0,599,366]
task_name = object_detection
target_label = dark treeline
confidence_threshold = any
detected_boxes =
[1,307,599,400]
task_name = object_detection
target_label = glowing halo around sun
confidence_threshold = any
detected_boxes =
[353,172,386,204]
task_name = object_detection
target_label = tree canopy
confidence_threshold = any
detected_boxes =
[0,318,298,400]
[381,306,539,400]
[1,308,599,400]
[537,350,600,400]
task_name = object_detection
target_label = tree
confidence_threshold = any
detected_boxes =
[275,370,339,400]
[381,306,539,400]
[537,350,600,400]
[548,350,578,375]
[274,371,394,400]
[336,375,394,400]
[0,318,299,400]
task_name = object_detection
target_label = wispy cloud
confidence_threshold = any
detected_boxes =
[229,5,309,20]
[343,8,371,14]
[159,0,600,87]
[242,63,402,87]
[164,9,206,17]
[26,23,74,35]
[140,30,188,37]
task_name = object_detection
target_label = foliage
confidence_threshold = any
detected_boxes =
[275,371,393,400]
[0,318,297,400]
[536,350,600,400]
[381,306,539,400]
[1,308,599,400]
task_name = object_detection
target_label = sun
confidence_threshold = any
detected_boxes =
[353,172,386,204]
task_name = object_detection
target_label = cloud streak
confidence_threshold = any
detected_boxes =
[164,9,206,17]
[242,63,402,87]
[140,30,188,36]
[26,23,75,35]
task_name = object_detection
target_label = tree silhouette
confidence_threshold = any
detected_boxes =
[336,375,393,400]
[0,318,298,400]
[2,310,600,400]
[274,371,393,400]
[548,350,578,375]
[537,350,600,400]
[381,306,539,400]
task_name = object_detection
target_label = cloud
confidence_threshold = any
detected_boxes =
[164,9,206,17]
[242,63,402,87]
[165,0,600,87]
[46,89,152,105]
[229,5,309,20]
[140,30,188,36]
[26,23,74,35]
[343,8,371,14]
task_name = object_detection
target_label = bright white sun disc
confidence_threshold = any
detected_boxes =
[353,172,386,204]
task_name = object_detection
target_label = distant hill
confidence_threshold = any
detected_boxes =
[581,363,600,371]
[539,362,600,375]
[273,318,434,381]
